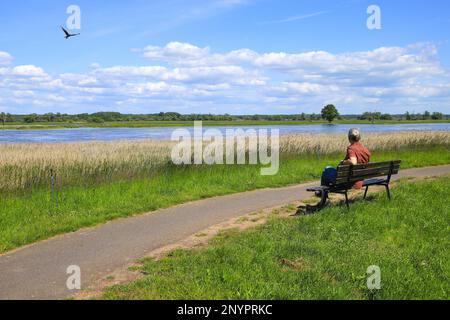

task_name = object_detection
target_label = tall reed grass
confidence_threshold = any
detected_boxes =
[0,131,448,192]
[280,131,450,154]
[0,140,174,192]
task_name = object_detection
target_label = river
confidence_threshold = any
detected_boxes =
[1,123,449,144]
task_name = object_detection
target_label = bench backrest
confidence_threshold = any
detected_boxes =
[335,160,401,187]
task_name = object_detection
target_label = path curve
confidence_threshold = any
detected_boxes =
[0,165,449,300]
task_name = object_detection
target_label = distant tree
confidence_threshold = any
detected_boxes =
[163,112,182,121]
[44,113,56,122]
[24,114,37,123]
[362,112,382,124]
[359,112,370,120]
[405,112,412,121]
[321,104,340,123]
[380,114,392,120]
[431,112,443,120]
[89,117,104,123]
[0,112,5,126]
[423,111,431,120]
[91,112,122,122]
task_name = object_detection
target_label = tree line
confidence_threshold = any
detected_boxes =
[320,105,445,123]
[0,108,447,125]
[359,111,445,122]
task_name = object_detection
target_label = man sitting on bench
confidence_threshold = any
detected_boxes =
[319,128,371,193]
[298,129,400,214]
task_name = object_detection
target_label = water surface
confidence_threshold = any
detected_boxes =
[1,123,449,144]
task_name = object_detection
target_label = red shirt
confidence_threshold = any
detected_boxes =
[345,142,371,189]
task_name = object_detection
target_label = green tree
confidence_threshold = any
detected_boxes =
[44,113,56,122]
[24,114,37,123]
[431,112,443,120]
[362,112,382,124]
[89,117,104,123]
[321,104,340,123]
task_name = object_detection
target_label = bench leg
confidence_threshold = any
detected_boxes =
[296,191,328,215]
[363,186,369,200]
[385,184,391,200]
[344,191,350,210]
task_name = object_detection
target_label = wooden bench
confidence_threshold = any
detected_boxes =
[297,160,401,214]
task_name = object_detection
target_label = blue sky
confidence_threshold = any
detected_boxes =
[1,0,449,115]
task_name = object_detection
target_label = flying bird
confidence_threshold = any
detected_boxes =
[61,26,80,39]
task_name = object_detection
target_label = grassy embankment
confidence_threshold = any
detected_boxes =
[1,119,449,130]
[0,132,449,253]
[103,176,450,300]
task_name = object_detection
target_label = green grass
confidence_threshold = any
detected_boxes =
[1,119,449,130]
[103,176,450,300]
[0,145,449,254]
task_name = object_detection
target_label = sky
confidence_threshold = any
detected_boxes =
[0,0,450,115]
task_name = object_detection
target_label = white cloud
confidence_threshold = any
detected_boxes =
[13,90,35,97]
[253,44,443,83]
[143,42,210,61]
[0,51,13,66]
[141,42,258,67]
[12,65,47,77]
[279,82,339,94]
[95,66,168,78]
[0,42,449,115]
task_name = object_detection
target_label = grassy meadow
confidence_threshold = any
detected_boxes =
[0,131,449,253]
[103,176,450,300]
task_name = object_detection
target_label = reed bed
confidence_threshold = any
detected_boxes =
[0,140,174,192]
[0,131,449,192]
[280,131,450,154]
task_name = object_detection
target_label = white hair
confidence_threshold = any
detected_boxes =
[348,128,361,142]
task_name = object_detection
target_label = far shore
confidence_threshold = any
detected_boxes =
[1,119,449,131]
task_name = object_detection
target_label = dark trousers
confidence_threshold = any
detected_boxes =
[321,166,337,186]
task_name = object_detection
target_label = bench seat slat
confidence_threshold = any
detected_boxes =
[338,160,401,171]
[336,165,400,178]
[363,178,387,186]
[336,173,398,185]
[335,178,350,184]
[306,186,330,192]
[347,170,399,182]
[352,165,400,175]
